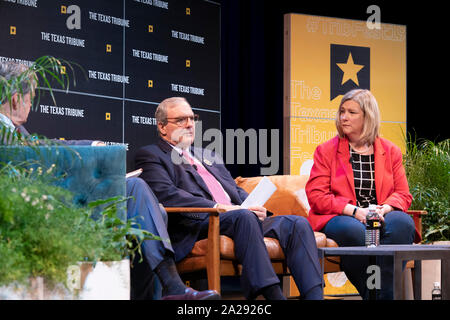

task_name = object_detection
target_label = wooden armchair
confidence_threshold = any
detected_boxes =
[165,207,224,292]
[165,207,328,294]
[408,210,427,241]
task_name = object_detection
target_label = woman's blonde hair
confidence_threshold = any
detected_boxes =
[335,89,380,145]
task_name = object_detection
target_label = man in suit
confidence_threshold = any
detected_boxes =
[135,97,324,300]
[1,60,219,300]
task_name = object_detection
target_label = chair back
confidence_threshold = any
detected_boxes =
[0,145,127,220]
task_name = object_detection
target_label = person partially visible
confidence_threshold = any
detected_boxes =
[0,61,102,146]
[135,97,324,300]
[0,61,35,143]
[0,60,220,300]
[126,177,220,300]
[305,89,416,299]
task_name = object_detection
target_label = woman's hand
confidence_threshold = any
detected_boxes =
[344,204,393,224]
[354,207,369,224]
[376,204,393,221]
[344,204,368,224]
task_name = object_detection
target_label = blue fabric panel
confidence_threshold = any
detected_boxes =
[0,145,126,221]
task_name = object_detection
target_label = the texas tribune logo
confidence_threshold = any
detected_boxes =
[330,44,370,101]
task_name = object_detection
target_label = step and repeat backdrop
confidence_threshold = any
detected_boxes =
[284,13,406,176]
[0,0,220,170]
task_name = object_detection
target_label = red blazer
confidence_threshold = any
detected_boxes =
[306,135,417,240]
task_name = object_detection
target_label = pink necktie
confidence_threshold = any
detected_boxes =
[183,151,232,205]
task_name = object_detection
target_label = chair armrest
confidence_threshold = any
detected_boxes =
[407,210,427,241]
[163,207,224,292]
[164,207,224,215]
[406,210,427,216]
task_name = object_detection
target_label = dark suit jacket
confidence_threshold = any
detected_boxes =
[135,138,249,261]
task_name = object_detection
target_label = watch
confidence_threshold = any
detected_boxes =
[352,206,358,217]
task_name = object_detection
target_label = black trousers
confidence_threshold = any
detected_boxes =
[198,210,323,299]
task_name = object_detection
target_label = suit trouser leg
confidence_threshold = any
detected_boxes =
[198,209,280,299]
[126,177,174,268]
[263,216,323,297]
[126,177,174,299]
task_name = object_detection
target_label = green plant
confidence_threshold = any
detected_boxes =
[404,135,450,242]
[0,162,159,288]
[0,55,76,108]
[0,163,88,287]
[86,196,162,263]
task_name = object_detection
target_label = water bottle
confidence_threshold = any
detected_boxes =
[365,204,381,247]
[432,282,442,300]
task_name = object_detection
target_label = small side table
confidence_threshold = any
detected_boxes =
[318,244,450,300]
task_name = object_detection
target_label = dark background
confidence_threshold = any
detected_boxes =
[0,0,221,171]
[2,1,446,178]
[219,0,448,178]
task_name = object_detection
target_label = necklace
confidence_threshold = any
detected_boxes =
[349,143,372,155]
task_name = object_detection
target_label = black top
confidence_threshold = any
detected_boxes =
[350,146,377,208]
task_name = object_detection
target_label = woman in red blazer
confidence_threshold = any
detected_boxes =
[305,89,416,300]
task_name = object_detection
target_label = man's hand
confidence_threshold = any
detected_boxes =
[216,204,241,212]
[215,204,267,221]
[91,141,106,146]
[247,205,267,221]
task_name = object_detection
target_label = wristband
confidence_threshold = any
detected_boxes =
[352,206,358,217]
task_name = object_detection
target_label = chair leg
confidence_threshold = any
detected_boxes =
[206,214,221,293]
[403,268,414,299]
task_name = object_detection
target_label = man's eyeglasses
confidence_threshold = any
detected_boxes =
[166,114,199,126]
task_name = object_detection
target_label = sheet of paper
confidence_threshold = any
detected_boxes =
[126,168,143,179]
[240,176,277,208]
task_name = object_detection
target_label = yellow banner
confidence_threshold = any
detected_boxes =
[284,14,407,175]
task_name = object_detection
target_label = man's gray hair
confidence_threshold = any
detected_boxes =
[0,61,35,105]
[155,97,189,126]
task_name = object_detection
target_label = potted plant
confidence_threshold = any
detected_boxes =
[0,161,159,299]
[69,196,160,300]
[0,161,107,298]
[404,135,449,299]
[404,136,449,243]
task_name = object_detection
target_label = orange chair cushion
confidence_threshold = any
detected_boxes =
[187,232,328,260]
[234,175,309,217]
